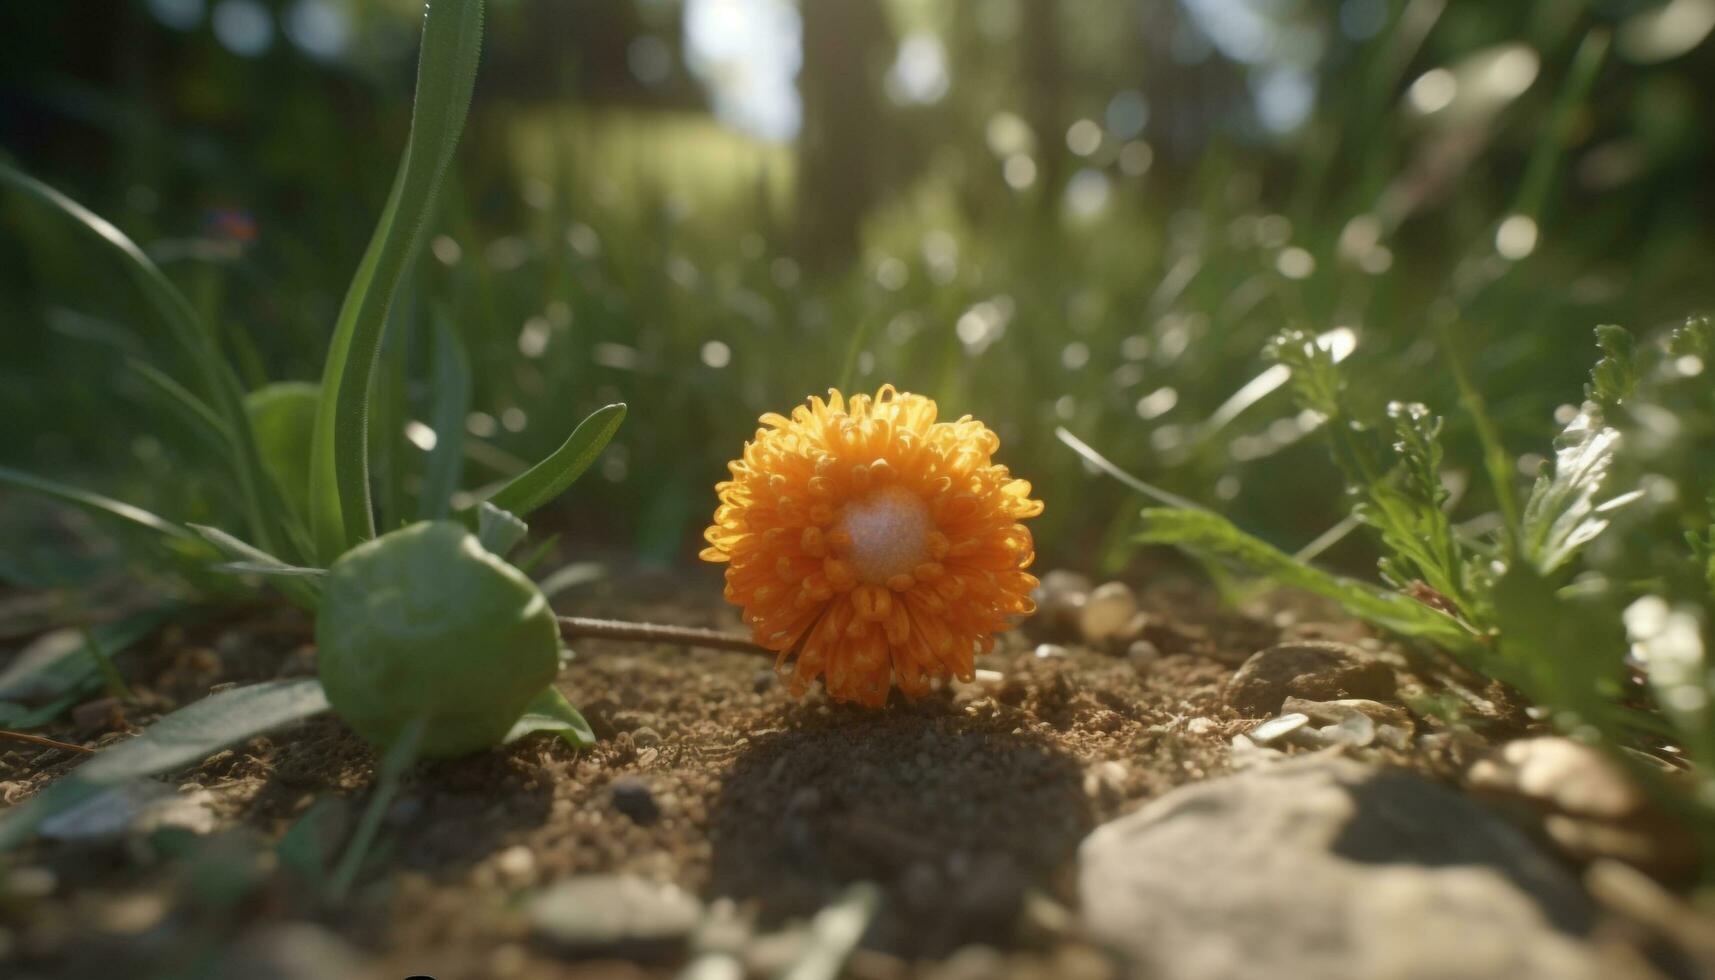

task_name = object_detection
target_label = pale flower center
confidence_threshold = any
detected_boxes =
[836,485,931,584]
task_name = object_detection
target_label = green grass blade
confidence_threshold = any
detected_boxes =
[418,312,470,520]
[1512,28,1609,222]
[0,608,171,704]
[0,163,287,560]
[0,464,195,542]
[309,0,485,559]
[0,678,331,851]
[128,358,233,450]
[479,403,626,521]
[1135,507,1479,652]
[328,715,424,900]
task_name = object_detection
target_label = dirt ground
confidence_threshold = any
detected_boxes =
[0,569,1695,979]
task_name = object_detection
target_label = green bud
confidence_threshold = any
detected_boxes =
[316,521,560,758]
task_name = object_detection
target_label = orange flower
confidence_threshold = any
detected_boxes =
[701,386,1043,706]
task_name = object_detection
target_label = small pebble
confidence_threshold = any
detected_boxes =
[1249,713,1309,745]
[528,875,703,952]
[493,844,537,886]
[1127,639,1161,668]
[611,776,662,825]
[1079,582,1139,643]
[1034,643,1069,660]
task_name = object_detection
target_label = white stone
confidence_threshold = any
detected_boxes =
[1080,581,1139,642]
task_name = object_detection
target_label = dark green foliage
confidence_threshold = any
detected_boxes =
[1585,324,1637,410]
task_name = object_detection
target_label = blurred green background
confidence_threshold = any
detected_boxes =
[2,0,1712,578]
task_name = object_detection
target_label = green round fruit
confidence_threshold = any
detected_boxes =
[316,521,560,758]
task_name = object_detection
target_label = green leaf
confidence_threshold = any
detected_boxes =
[245,382,321,526]
[505,685,596,749]
[1519,404,1640,575]
[1135,508,1477,651]
[0,695,81,729]
[479,403,627,520]
[0,679,331,851]
[329,715,424,900]
[537,561,607,599]
[316,521,560,759]
[417,312,470,520]
[1668,314,1712,360]
[1266,327,1344,418]
[187,524,324,607]
[128,358,233,451]
[1490,563,1624,730]
[1434,319,1523,551]
[0,465,195,542]
[1585,324,1637,410]
[275,797,350,885]
[0,609,168,703]
[0,162,287,560]
[475,502,528,558]
[309,0,486,560]
[1365,402,1469,614]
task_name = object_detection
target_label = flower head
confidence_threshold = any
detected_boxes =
[702,386,1042,706]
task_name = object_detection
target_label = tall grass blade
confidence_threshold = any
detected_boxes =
[479,403,626,520]
[0,163,286,558]
[418,312,470,519]
[308,0,485,560]
[0,465,195,542]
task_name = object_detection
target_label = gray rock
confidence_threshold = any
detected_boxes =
[1078,757,1603,980]
[528,874,702,953]
[212,924,366,980]
[1225,641,1396,716]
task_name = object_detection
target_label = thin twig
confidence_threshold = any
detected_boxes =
[0,729,94,754]
[557,616,767,655]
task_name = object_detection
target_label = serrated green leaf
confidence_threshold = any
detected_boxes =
[1519,404,1639,575]
[505,685,596,749]
[1134,508,1478,651]
[1585,324,1637,410]
[0,679,331,851]
[1266,327,1344,418]
[309,0,486,560]
[1668,314,1712,360]
[477,403,627,521]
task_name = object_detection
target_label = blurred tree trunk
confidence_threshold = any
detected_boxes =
[796,0,894,270]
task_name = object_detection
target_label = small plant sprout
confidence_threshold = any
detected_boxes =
[701,386,1043,706]
[316,521,561,759]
